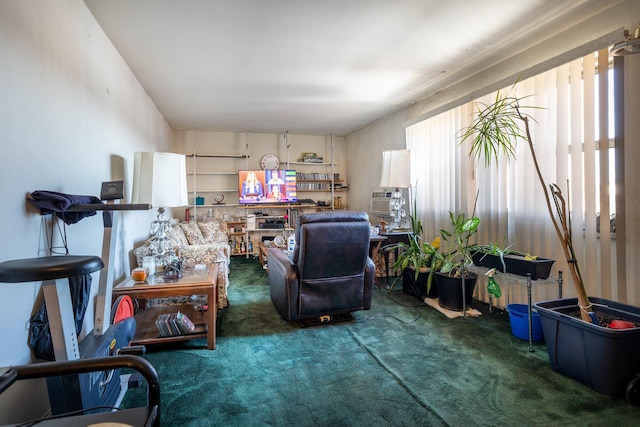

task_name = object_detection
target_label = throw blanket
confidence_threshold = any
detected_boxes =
[28,190,103,225]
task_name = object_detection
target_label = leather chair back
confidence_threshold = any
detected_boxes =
[268,211,375,321]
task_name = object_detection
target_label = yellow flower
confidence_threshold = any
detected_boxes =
[431,236,441,249]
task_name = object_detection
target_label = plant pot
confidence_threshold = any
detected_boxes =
[471,252,555,280]
[534,297,640,399]
[435,271,477,311]
[402,268,437,300]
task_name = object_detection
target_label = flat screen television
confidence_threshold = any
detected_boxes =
[238,170,297,204]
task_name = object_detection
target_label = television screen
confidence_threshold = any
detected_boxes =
[238,170,297,204]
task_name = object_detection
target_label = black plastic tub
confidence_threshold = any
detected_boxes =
[472,252,555,280]
[534,297,640,398]
[434,271,477,312]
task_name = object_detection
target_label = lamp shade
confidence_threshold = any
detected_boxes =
[379,150,411,188]
[132,152,188,207]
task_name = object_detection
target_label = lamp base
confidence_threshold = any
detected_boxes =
[148,207,175,268]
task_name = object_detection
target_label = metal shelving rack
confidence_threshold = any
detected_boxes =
[467,265,563,352]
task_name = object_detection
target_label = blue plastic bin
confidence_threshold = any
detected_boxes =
[508,303,543,342]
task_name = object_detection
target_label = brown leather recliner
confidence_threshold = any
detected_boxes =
[268,211,375,321]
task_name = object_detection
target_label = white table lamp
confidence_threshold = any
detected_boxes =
[132,152,188,267]
[379,150,412,231]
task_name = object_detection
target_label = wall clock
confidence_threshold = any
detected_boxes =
[273,236,285,247]
[260,154,280,170]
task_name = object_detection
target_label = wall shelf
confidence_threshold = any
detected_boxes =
[187,171,238,176]
[182,131,347,220]
[187,147,250,218]
[289,161,337,166]
[286,135,346,209]
[187,153,249,159]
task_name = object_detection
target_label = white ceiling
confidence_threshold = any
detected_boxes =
[85,0,602,136]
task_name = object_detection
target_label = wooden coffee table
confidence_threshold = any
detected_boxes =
[113,264,218,349]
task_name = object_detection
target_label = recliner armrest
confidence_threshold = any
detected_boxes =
[267,248,300,321]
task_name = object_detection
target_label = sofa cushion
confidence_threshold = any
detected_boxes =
[179,243,230,267]
[179,222,205,245]
[198,221,227,243]
[167,224,190,247]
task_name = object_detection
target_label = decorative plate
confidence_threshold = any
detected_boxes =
[260,154,280,170]
[213,193,225,204]
[273,236,285,247]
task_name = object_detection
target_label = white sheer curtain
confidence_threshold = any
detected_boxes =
[407,48,618,306]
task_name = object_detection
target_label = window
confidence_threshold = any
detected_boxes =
[407,48,619,303]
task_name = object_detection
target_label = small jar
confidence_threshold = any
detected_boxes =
[131,267,148,282]
[142,256,156,275]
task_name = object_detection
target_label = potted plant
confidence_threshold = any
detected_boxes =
[388,199,441,300]
[458,88,591,321]
[431,210,480,311]
[458,86,640,400]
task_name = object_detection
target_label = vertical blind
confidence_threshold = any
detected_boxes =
[406,48,621,306]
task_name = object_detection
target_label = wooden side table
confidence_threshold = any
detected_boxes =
[379,231,411,288]
[258,240,289,271]
[258,241,271,271]
[113,264,218,349]
[369,236,387,287]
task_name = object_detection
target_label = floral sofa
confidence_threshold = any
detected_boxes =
[134,220,231,308]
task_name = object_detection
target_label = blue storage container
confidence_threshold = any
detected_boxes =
[508,303,543,342]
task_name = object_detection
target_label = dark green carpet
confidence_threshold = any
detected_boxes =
[123,258,640,426]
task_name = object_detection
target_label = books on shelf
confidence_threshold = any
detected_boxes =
[155,311,196,337]
[176,311,196,333]
[296,172,340,181]
[299,152,323,162]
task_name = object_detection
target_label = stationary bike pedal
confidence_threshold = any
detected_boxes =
[118,345,146,356]
[127,373,143,389]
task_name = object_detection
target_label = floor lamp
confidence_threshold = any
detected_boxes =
[132,152,188,268]
[379,149,412,231]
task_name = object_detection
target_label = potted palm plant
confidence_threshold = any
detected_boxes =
[458,86,640,400]
[458,88,591,321]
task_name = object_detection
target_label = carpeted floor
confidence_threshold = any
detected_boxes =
[123,257,640,426]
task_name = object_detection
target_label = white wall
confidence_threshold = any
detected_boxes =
[0,1,172,421]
